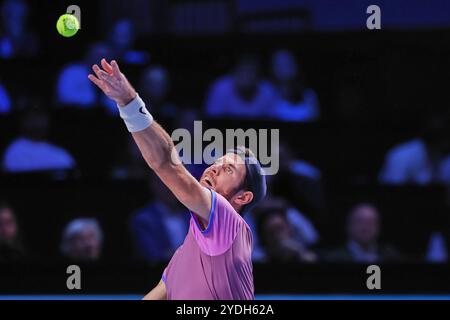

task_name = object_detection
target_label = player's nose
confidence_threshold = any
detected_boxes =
[210,164,219,175]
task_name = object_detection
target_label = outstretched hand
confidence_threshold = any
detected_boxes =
[88,59,137,107]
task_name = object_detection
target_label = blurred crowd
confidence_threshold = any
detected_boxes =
[1,192,448,265]
[1,0,450,266]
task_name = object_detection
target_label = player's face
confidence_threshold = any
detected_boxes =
[200,153,247,200]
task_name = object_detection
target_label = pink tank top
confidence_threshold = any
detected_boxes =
[162,190,254,300]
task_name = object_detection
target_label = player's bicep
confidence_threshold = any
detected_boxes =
[155,164,212,222]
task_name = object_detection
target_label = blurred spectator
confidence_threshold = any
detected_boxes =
[56,43,117,114]
[129,172,189,262]
[139,65,178,118]
[0,201,26,261]
[245,145,322,261]
[426,231,448,263]
[270,49,320,121]
[326,203,401,263]
[60,218,103,262]
[205,54,276,118]
[0,0,39,59]
[106,19,149,65]
[253,198,318,263]
[379,113,450,185]
[2,109,76,173]
[0,81,11,113]
[269,141,326,225]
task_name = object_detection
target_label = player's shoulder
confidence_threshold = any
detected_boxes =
[213,191,247,225]
[214,191,236,212]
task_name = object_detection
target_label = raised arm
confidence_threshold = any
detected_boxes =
[88,59,211,222]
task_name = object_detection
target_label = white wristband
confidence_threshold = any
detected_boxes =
[118,94,153,132]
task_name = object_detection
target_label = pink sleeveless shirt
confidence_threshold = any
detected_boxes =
[162,190,254,300]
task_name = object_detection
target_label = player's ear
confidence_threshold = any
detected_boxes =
[234,191,253,206]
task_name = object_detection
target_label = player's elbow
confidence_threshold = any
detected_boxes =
[150,156,176,173]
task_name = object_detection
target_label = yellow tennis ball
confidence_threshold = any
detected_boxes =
[56,14,79,37]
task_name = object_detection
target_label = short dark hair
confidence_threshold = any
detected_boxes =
[235,147,254,191]
[229,146,267,214]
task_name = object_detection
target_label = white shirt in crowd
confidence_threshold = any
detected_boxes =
[56,63,118,115]
[379,138,450,185]
[205,76,276,118]
[2,138,76,173]
[271,88,320,122]
[0,83,11,114]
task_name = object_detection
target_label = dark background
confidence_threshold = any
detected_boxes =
[0,0,450,296]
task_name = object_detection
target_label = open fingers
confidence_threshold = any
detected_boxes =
[101,58,113,75]
[93,64,115,86]
[92,64,104,79]
[88,74,105,90]
[111,60,121,78]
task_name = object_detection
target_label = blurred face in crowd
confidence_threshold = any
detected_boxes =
[110,19,135,51]
[0,206,18,244]
[347,204,380,247]
[272,49,298,83]
[85,43,113,67]
[141,67,170,103]
[199,153,252,211]
[1,0,28,37]
[260,210,309,262]
[233,57,260,99]
[261,211,292,245]
[67,226,102,261]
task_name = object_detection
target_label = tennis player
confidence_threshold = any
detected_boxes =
[88,59,267,300]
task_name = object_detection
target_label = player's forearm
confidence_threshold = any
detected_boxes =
[89,60,212,221]
[129,111,211,221]
[117,93,178,171]
[114,87,211,219]
[131,121,177,171]
[133,124,211,219]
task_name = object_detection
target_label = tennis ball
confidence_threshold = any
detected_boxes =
[56,14,79,37]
